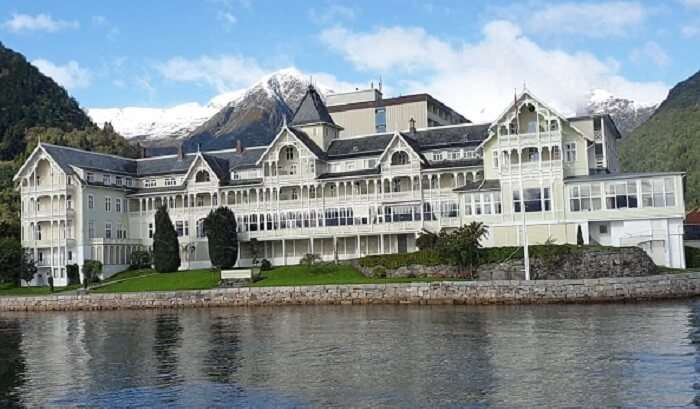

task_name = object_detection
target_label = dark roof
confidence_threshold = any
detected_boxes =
[399,133,428,163]
[41,143,136,175]
[291,85,337,126]
[426,159,483,169]
[325,123,490,159]
[127,185,187,196]
[136,156,194,176]
[288,127,327,160]
[565,171,684,183]
[454,179,500,192]
[202,154,230,181]
[317,168,381,180]
[224,178,263,187]
[327,93,470,124]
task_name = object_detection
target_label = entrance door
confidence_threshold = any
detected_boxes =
[397,234,408,254]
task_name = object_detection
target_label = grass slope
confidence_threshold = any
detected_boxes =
[0,283,80,296]
[93,269,219,293]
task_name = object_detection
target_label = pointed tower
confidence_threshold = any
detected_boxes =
[290,85,343,151]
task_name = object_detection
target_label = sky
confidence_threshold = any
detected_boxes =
[2,0,700,121]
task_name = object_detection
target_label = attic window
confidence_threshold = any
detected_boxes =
[352,146,359,152]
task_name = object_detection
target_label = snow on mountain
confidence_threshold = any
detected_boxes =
[87,68,337,143]
[581,89,660,137]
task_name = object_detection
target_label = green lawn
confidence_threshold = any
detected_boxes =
[101,268,156,283]
[250,264,455,287]
[92,269,219,293]
[0,282,81,296]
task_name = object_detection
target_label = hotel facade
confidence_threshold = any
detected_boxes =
[15,86,686,286]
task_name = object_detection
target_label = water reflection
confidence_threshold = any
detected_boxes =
[0,302,699,408]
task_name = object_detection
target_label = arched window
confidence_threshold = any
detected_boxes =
[195,170,210,183]
[196,219,207,238]
[285,146,295,161]
[391,151,410,165]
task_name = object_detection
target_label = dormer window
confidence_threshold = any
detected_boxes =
[165,178,176,186]
[103,175,110,185]
[87,173,94,183]
[195,170,210,183]
[391,151,410,166]
[115,177,122,186]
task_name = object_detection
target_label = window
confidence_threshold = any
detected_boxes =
[148,223,153,238]
[605,181,638,209]
[196,219,206,238]
[87,173,94,183]
[67,195,73,210]
[290,164,297,175]
[291,190,299,200]
[375,107,386,133]
[641,177,675,208]
[165,178,176,186]
[432,152,444,161]
[492,150,499,169]
[115,176,123,186]
[483,194,492,214]
[514,187,551,212]
[391,151,410,165]
[103,175,110,185]
[440,201,459,218]
[285,146,295,161]
[474,195,482,215]
[115,198,121,213]
[449,151,461,160]
[35,224,42,240]
[367,159,377,168]
[126,178,133,187]
[184,221,189,236]
[195,170,210,183]
[105,197,112,212]
[144,179,156,188]
[88,221,95,239]
[212,194,218,206]
[564,143,576,162]
[88,195,94,209]
[68,251,72,261]
[176,221,184,237]
[599,224,608,234]
[105,223,112,239]
[569,184,602,212]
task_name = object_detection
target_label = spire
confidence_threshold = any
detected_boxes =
[290,84,337,127]
[282,114,287,128]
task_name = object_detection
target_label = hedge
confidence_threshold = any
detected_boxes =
[359,244,627,270]
[686,246,700,268]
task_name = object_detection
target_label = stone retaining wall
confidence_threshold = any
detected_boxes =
[2,272,700,312]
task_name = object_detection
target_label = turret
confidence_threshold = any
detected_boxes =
[289,85,343,151]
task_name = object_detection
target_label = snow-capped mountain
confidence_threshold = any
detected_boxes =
[87,68,333,147]
[581,89,659,137]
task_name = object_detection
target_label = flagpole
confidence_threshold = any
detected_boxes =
[515,89,530,280]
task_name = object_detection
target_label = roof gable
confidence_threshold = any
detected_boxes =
[377,131,427,164]
[256,126,324,165]
[290,85,338,127]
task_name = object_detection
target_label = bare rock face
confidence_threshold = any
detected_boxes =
[582,90,658,138]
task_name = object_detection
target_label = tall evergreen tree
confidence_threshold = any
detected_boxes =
[153,206,181,273]
[577,225,584,246]
[204,207,238,269]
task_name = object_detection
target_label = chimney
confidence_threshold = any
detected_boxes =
[235,139,243,154]
[177,144,184,161]
[409,117,416,134]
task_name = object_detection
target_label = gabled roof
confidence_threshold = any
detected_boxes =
[377,131,427,165]
[202,154,230,181]
[41,143,137,175]
[288,127,327,160]
[290,85,339,127]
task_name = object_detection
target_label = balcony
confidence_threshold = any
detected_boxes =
[24,208,75,220]
[497,131,562,148]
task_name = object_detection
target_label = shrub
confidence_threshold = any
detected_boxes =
[260,259,272,271]
[577,225,584,246]
[82,259,103,287]
[686,246,700,268]
[153,206,181,273]
[359,250,442,269]
[371,266,387,278]
[416,230,439,250]
[66,264,80,285]
[435,222,488,276]
[299,253,322,266]
[129,250,151,270]
[204,207,238,269]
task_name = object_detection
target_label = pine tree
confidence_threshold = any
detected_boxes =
[577,225,584,246]
[153,206,181,273]
[204,207,238,269]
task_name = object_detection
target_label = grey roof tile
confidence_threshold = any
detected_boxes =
[290,85,337,126]
[41,143,136,175]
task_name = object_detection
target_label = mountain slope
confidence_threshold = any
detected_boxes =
[582,89,658,137]
[182,68,312,152]
[619,69,700,205]
[0,42,94,159]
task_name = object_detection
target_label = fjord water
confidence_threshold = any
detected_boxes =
[1,302,700,408]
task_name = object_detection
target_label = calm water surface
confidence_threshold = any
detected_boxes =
[1,301,700,408]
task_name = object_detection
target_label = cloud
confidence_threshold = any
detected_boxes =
[321,21,668,121]
[157,55,269,92]
[91,15,120,40]
[630,41,669,67]
[682,24,700,37]
[682,0,700,8]
[527,2,648,37]
[3,13,79,33]
[32,59,92,89]
[217,11,237,26]
[308,5,356,24]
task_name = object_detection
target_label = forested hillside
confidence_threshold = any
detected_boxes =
[620,70,700,206]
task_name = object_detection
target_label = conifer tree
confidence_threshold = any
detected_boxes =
[153,206,181,272]
[204,207,238,269]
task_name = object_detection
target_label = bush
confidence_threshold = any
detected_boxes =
[360,250,442,269]
[129,250,151,270]
[371,266,387,278]
[66,264,80,285]
[686,246,700,268]
[82,259,103,287]
[299,253,322,266]
[153,206,181,273]
[260,259,272,271]
[416,230,439,250]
